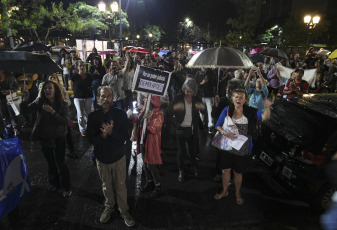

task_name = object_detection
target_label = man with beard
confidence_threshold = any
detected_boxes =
[86,86,135,227]
[101,61,125,109]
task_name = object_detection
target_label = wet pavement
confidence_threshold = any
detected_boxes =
[0,100,323,230]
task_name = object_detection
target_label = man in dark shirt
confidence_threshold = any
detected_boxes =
[86,86,135,227]
[86,47,99,66]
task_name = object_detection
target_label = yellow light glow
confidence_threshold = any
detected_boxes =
[111,2,118,13]
[313,16,320,24]
[304,15,311,24]
[98,2,106,12]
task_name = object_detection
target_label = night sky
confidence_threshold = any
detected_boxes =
[63,0,194,26]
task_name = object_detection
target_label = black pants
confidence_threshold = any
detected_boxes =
[41,136,70,191]
[176,127,197,170]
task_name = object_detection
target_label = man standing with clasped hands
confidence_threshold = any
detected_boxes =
[86,86,135,227]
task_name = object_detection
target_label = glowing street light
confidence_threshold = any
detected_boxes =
[111,1,118,12]
[149,33,153,38]
[136,35,140,39]
[304,15,320,29]
[304,14,320,46]
[98,1,106,12]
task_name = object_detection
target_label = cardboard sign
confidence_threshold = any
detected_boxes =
[132,65,172,96]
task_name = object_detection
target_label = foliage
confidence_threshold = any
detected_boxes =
[225,17,256,46]
[67,2,108,39]
[141,24,164,41]
[0,1,130,42]
[282,15,329,47]
[258,26,283,45]
[177,21,207,43]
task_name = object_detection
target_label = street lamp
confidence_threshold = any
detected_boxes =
[98,1,122,54]
[304,15,320,29]
[148,33,153,52]
[136,35,140,39]
[304,15,320,46]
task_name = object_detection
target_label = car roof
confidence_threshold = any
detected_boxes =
[264,94,337,148]
[286,94,337,120]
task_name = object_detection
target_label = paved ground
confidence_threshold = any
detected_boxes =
[0,102,323,230]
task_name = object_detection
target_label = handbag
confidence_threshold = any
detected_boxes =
[211,107,239,150]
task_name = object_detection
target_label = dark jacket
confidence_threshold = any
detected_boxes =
[20,97,68,142]
[87,107,128,164]
[169,93,203,154]
[195,70,215,97]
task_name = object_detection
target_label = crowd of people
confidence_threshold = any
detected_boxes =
[1,45,337,227]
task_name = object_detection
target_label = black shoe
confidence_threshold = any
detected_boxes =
[150,186,161,198]
[195,156,200,161]
[141,181,155,193]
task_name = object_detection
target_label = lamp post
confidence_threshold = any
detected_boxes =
[98,1,122,54]
[148,33,153,53]
[304,15,320,47]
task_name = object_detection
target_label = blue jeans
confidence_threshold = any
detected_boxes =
[73,98,92,132]
[321,201,337,230]
[41,136,70,191]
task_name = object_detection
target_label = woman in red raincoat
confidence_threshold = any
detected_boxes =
[136,95,164,198]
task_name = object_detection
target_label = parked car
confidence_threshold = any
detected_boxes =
[253,94,337,212]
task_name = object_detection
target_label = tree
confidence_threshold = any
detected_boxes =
[141,25,164,42]
[1,1,130,43]
[282,15,329,47]
[177,20,207,43]
[225,17,256,47]
[67,2,108,39]
[259,25,283,45]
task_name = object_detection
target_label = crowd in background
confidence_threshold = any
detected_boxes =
[0,45,336,226]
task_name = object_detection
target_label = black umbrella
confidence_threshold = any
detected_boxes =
[260,48,289,60]
[0,51,62,75]
[13,41,51,52]
[186,47,254,69]
[249,53,265,64]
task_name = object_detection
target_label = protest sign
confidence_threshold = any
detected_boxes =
[132,65,172,96]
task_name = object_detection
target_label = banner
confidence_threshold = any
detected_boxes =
[0,138,31,220]
[132,65,172,96]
